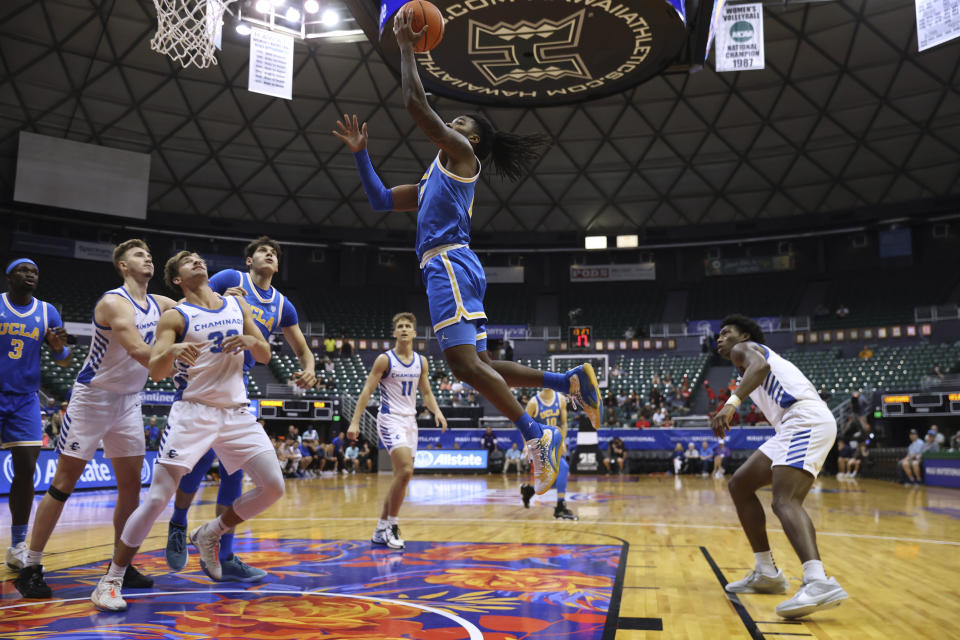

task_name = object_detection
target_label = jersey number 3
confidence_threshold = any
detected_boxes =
[8,339,23,360]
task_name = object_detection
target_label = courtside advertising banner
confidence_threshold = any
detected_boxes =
[715,2,764,72]
[924,456,960,488]
[0,450,158,495]
[569,263,656,282]
[414,449,488,470]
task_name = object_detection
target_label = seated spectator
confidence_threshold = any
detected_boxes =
[671,442,685,475]
[282,439,302,477]
[818,385,832,402]
[661,411,674,428]
[297,441,314,476]
[358,441,374,472]
[712,439,729,478]
[900,429,925,485]
[929,424,945,447]
[652,404,667,427]
[837,440,858,478]
[320,442,339,474]
[604,437,626,474]
[698,440,713,476]
[743,404,762,426]
[704,381,717,412]
[324,357,336,373]
[503,442,523,475]
[634,415,651,429]
[344,441,359,473]
[950,430,960,452]
[684,442,700,474]
[858,345,874,361]
[604,413,620,428]
[440,376,452,391]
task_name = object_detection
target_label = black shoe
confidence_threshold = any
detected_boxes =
[14,564,52,598]
[123,563,155,588]
[520,483,535,508]
[554,504,579,520]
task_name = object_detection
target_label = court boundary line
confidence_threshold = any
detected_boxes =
[249,516,960,547]
[700,546,765,640]
[0,588,485,639]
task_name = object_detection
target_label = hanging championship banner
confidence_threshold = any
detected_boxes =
[916,0,960,51]
[714,2,764,72]
[248,27,294,100]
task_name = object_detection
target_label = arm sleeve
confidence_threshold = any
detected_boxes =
[280,297,299,328]
[208,269,241,295]
[353,149,395,212]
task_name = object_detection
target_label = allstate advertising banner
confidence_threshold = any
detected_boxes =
[1,450,158,495]
[415,450,488,470]
[924,456,960,489]
[412,428,775,452]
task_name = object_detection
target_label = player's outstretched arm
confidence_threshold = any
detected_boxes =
[152,295,179,314]
[281,322,316,388]
[333,114,419,212]
[221,302,271,364]
[418,356,446,431]
[394,11,476,170]
[348,354,389,439]
[525,397,538,419]
[149,310,202,382]
[710,343,769,437]
[96,295,152,368]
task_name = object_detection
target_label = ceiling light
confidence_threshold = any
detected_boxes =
[616,234,638,248]
[271,0,285,5]
[236,22,252,35]
[322,9,339,25]
[304,0,320,13]
[255,0,272,13]
[585,236,607,250]
[285,6,301,21]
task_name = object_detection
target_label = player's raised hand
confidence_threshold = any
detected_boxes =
[45,327,69,352]
[292,369,317,388]
[171,342,204,366]
[220,333,259,354]
[393,8,427,49]
[333,114,368,153]
[223,285,248,298]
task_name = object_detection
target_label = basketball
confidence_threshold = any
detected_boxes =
[401,0,444,52]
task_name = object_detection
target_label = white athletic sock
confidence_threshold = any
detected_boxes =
[754,550,777,576]
[25,549,43,567]
[802,559,827,582]
[211,516,230,535]
[107,561,126,579]
[377,519,389,530]
[387,516,399,526]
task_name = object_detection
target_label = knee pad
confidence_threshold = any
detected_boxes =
[47,485,71,502]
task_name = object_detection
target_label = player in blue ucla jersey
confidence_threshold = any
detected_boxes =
[164,236,315,582]
[522,389,578,520]
[1,258,72,571]
[331,9,603,496]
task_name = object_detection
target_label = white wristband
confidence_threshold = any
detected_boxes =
[725,393,742,409]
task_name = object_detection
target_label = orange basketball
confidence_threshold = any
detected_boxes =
[401,0,444,52]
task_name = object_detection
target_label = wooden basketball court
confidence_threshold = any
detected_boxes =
[2,472,958,639]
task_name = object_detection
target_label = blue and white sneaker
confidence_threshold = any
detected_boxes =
[165,522,188,571]
[566,364,602,429]
[529,425,562,495]
[216,554,267,582]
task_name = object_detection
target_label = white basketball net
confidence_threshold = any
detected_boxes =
[151,0,235,69]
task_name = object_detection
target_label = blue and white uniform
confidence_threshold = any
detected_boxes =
[59,288,160,460]
[158,296,272,475]
[532,392,563,430]
[0,293,62,448]
[416,153,488,352]
[377,349,423,454]
[208,269,299,373]
[749,343,837,476]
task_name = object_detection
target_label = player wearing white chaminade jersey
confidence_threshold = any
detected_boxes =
[379,349,423,418]
[74,288,160,394]
[747,345,823,432]
[169,296,248,408]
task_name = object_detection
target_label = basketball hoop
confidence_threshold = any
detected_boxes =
[151,0,236,69]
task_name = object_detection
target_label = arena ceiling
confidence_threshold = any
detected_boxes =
[0,0,957,237]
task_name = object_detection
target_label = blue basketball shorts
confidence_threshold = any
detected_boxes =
[421,246,488,352]
[0,392,42,448]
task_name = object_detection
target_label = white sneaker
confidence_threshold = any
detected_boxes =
[725,569,789,594]
[189,523,222,581]
[5,542,27,571]
[91,574,127,611]
[385,524,404,550]
[776,577,848,618]
[371,527,389,545]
